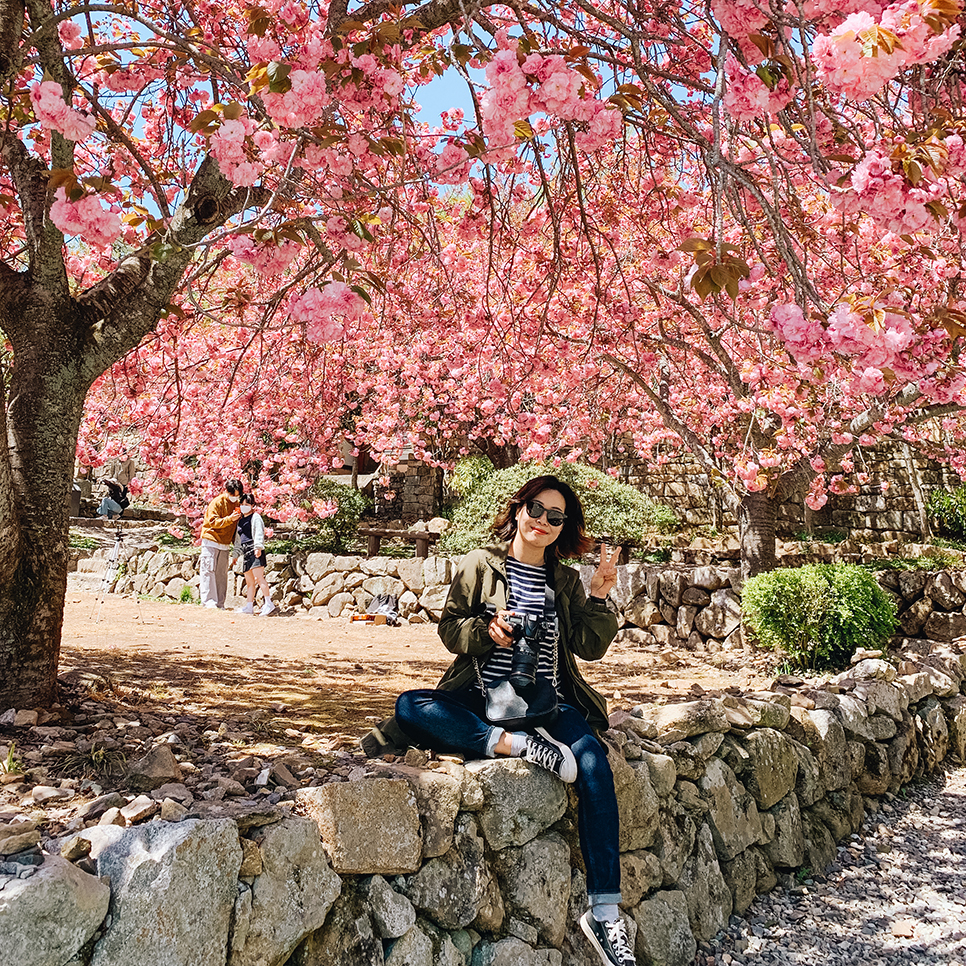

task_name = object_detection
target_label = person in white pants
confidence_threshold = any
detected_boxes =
[199,479,243,608]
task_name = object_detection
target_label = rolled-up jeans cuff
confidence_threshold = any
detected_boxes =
[588,892,622,907]
[483,726,502,758]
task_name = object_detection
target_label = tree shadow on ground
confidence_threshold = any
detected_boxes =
[60,645,450,742]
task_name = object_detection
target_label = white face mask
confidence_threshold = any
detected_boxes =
[229,494,240,503]
[240,504,253,514]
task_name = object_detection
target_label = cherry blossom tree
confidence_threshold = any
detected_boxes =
[6,0,966,709]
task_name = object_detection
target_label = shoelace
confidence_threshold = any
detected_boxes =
[526,739,560,772]
[604,920,634,962]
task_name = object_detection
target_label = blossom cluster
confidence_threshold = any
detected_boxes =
[480,35,622,155]
[813,3,960,101]
[288,281,366,342]
[49,187,122,248]
[209,117,263,187]
[723,56,795,122]
[30,81,95,143]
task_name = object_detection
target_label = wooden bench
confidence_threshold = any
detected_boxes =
[360,528,440,559]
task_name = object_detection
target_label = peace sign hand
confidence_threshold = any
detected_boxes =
[590,542,620,599]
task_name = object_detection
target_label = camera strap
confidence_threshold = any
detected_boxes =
[474,581,559,693]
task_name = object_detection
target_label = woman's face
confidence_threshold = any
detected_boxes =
[514,488,567,555]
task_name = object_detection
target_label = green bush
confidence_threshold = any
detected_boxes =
[268,478,371,554]
[927,485,966,540]
[439,461,678,556]
[742,563,897,671]
[448,455,495,499]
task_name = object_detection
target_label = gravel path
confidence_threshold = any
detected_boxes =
[697,767,966,966]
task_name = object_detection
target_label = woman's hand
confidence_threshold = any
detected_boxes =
[488,610,516,648]
[590,543,620,599]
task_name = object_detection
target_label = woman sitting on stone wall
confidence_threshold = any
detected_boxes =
[367,474,634,966]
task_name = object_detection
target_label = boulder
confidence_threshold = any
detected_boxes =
[619,850,664,909]
[925,572,965,610]
[855,742,892,796]
[490,832,570,946]
[295,780,421,875]
[677,822,732,942]
[693,589,741,639]
[463,758,567,851]
[789,708,850,792]
[0,854,110,966]
[384,764,461,858]
[763,792,804,868]
[738,728,798,810]
[288,890,383,966]
[403,816,503,933]
[943,694,966,762]
[720,693,791,731]
[90,818,241,966]
[608,748,660,851]
[229,818,341,966]
[630,699,729,743]
[698,758,762,861]
[361,875,416,940]
[916,698,950,771]
[631,890,697,966]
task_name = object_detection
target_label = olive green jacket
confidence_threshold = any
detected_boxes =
[435,542,619,731]
[360,542,619,757]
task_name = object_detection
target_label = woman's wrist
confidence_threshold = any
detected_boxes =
[589,593,607,604]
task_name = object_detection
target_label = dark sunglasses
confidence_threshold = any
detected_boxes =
[525,500,567,527]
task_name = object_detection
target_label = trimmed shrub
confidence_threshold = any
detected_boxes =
[448,455,496,499]
[269,478,371,554]
[927,485,966,541]
[439,461,678,556]
[742,563,897,671]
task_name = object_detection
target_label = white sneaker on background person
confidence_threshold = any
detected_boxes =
[236,603,254,615]
[260,601,277,616]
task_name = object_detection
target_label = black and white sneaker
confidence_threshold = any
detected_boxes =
[580,911,636,966]
[521,728,577,783]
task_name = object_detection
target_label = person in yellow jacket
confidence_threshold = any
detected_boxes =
[199,479,243,609]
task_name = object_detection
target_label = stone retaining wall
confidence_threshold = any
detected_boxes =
[4,645,965,966]
[73,547,966,659]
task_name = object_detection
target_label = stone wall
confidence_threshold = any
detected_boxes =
[4,644,965,966]
[75,546,966,661]
[621,439,963,541]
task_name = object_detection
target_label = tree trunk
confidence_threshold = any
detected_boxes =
[737,490,778,581]
[0,332,89,708]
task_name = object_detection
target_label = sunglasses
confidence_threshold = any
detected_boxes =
[525,500,567,527]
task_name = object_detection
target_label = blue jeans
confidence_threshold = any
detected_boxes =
[395,688,622,905]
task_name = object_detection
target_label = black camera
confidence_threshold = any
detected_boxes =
[505,613,544,692]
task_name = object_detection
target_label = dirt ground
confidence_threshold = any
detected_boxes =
[61,590,781,746]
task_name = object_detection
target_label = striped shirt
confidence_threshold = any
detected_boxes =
[480,557,558,691]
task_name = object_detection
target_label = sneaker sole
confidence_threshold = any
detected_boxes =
[534,727,578,783]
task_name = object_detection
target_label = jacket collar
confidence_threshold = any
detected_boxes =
[484,540,559,586]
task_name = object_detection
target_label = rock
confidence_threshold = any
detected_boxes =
[720,847,774,916]
[943,694,966,762]
[14,710,40,727]
[925,571,965,610]
[470,936,551,966]
[693,589,742,639]
[383,921,432,966]
[126,744,182,793]
[326,592,354,618]
[631,889,697,966]
[789,708,850,793]
[120,794,160,825]
[677,822,732,942]
[229,818,341,966]
[651,806,697,887]
[630,699,729,743]
[850,658,897,682]
[0,854,110,966]
[923,611,966,642]
[855,741,892,795]
[295,779,421,875]
[76,793,126,822]
[0,828,42,854]
[90,818,241,966]
[463,758,567,851]
[639,750,676,798]
[238,838,263,877]
[31,785,74,804]
[916,698,950,771]
[625,597,663,629]
[384,764,461,858]
[698,759,762,861]
[608,748,659,851]
[738,728,798,810]
[404,816,503,932]
[789,740,823,807]
[721,693,791,731]
[659,571,687,608]
[763,792,804,867]
[619,849,664,908]
[289,890,383,966]
[490,832,570,945]
[361,875,416,940]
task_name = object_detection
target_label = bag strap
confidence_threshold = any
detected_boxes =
[474,578,560,693]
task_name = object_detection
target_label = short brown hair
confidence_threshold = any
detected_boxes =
[492,475,594,560]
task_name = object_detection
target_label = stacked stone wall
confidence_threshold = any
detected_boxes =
[4,644,965,966]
